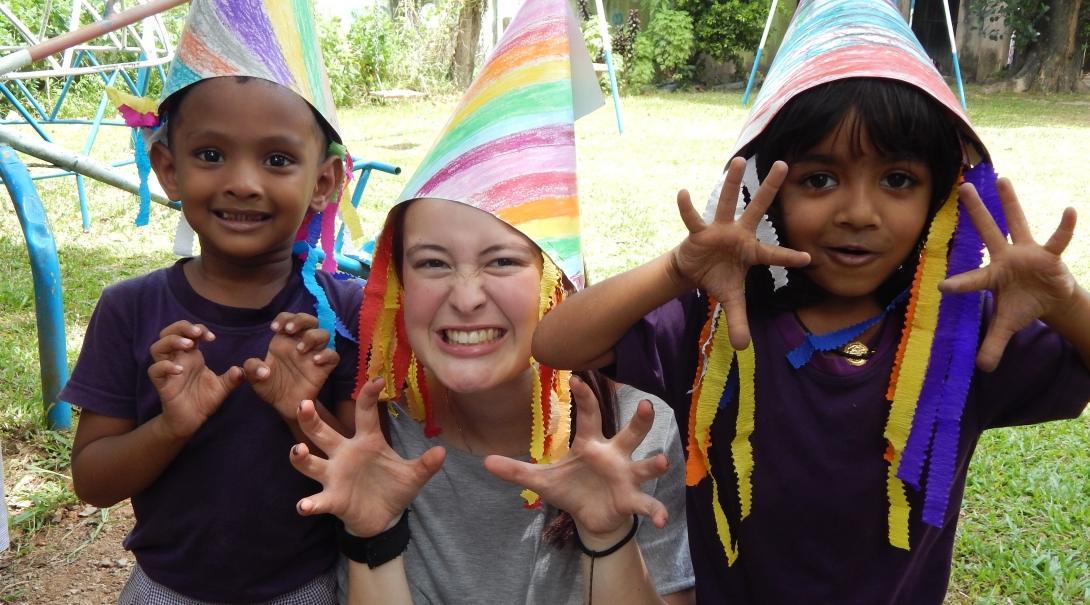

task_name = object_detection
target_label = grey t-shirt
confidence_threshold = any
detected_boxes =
[338,384,693,604]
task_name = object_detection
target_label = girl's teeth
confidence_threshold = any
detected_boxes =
[445,329,501,344]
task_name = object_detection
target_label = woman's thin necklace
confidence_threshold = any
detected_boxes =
[444,390,476,455]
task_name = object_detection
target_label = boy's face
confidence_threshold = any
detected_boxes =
[778,115,932,310]
[150,77,340,264]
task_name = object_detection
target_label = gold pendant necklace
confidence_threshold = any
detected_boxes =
[837,341,873,367]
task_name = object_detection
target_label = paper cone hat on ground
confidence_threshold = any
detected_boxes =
[355,0,603,506]
[689,0,1006,566]
[109,0,355,347]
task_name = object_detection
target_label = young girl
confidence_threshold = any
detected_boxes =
[63,2,358,602]
[533,0,1090,602]
[286,0,694,602]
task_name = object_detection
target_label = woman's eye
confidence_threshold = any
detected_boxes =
[266,153,294,167]
[882,172,916,189]
[415,259,448,270]
[802,173,836,189]
[196,149,222,163]
[491,257,521,268]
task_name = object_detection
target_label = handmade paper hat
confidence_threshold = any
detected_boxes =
[109,0,358,348]
[689,0,1006,565]
[355,0,603,506]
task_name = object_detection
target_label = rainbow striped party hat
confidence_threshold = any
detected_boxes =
[355,0,602,506]
[689,0,1006,565]
[732,0,979,157]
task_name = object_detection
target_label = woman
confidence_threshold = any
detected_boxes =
[287,0,693,602]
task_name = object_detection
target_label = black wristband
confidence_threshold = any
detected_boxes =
[337,511,411,569]
[576,514,640,558]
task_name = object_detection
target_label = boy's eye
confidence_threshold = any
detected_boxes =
[802,173,837,189]
[882,172,916,189]
[266,153,294,168]
[196,149,223,163]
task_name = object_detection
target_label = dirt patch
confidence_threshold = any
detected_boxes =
[1,502,135,604]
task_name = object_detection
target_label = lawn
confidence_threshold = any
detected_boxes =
[1,87,1088,603]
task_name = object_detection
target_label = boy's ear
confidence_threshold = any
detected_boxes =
[148,141,181,201]
[309,155,344,213]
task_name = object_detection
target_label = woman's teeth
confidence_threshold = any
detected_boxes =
[443,328,503,345]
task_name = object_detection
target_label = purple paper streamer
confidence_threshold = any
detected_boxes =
[320,202,338,273]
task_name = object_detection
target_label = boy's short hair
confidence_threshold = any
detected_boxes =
[160,76,335,158]
[741,78,964,311]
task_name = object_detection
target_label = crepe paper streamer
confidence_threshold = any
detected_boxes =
[711,478,740,565]
[787,290,910,368]
[355,227,394,399]
[333,314,357,344]
[405,353,426,423]
[881,193,958,547]
[320,202,339,272]
[106,88,160,123]
[133,132,152,226]
[732,343,757,519]
[296,245,337,350]
[886,258,925,401]
[530,362,546,465]
[686,301,721,484]
[688,305,734,487]
[172,212,196,257]
[898,184,965,488]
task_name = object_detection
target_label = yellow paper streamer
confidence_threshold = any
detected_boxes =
[370,265,403,401]
[711,478,740,565]
[690,308,734,486]
[105,88,158,114]
[529,363,545,463]
[405,353,426,422]
[732,342,757,519]
[886,451,911,549]
[337,198,366,243]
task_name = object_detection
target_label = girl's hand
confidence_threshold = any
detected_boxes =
[673,157,810,349]
[290,377,447,537]
[483,376,669,546]
[245,312,340,420]
[939,178,1078,371]
[147,321,243,439]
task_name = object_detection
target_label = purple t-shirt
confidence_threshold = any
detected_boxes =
[608,290,1090,605]
[60,259,362,603]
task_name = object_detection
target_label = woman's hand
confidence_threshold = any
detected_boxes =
[483,376,668,546]
[673,157,810,349]
[939,178,1078,371]
[290,377,447,537]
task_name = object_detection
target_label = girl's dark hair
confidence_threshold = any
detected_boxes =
[160,76,336,155]
[740,77,964,311]
[389,201,620,549]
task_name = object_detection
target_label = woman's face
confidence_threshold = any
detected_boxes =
[400,198,543,395]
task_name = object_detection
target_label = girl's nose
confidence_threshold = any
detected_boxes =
[448,273,487,313]
[835,184,880,228]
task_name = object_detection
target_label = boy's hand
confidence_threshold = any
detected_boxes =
[148,321,243,440]
[939,179,1077,372]
[291,377,446,537]
[245,312,341,420]
[673,157,810,349]
[483,376,668,546]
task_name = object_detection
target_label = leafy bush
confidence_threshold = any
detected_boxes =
[643,9,695,82]
[675,0,766,71]
[320,12,395,106]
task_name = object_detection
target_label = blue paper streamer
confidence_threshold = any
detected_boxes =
[786,290,909,369]
[298,245,338,350]
[134,131,152,226]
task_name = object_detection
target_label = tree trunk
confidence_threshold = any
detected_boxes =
[1009,0,1085,92]
[451,0,484,89]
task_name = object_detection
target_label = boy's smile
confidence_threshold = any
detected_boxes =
[150,77,338,270]
[779,115,933,318]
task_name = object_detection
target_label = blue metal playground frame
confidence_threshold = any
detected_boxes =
[0,145,398,429]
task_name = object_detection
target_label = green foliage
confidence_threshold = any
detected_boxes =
[969,0,1049,57]
[675,0,766,70]
[642,9,695,81]
[320,13,395,106]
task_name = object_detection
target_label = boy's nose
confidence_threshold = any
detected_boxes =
[448,273,487,313]
[224,162,262,200]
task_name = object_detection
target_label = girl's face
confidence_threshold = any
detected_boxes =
[779,115,933,312]
[400,199,544,395]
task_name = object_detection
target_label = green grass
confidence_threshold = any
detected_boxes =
[2,86,1089,601]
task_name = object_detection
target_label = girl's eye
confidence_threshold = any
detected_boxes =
[802,173,837,190]
[266,153,294,168]
[196,149,222,163]
[882,172,916,189]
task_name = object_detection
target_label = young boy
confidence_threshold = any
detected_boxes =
[62,2,359,602]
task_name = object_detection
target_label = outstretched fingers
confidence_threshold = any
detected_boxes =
[737,160,787,230]
[1043,207,1077,256]
[959,183,1010,253]
[569,376,603,439]
[297,399,347,454]
[612,399,656,455]
[713,157,747,224]
[353,377,385,436]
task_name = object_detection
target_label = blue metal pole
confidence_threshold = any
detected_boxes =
[742,47,764,107]
[0,83,52,141]
[0,145,72,430]
[602,48,624,134]
[940,0,967,109]
[14,79,50,120]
